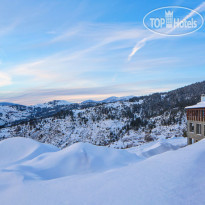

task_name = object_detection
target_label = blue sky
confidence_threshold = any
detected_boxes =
[0,0,205,105]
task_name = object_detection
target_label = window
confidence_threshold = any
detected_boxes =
[196,124,201,135]
[189,123,194,132]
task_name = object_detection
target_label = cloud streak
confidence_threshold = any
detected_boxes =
[128,2,205,60]
[8,23,146,86]
[0,82,175,105]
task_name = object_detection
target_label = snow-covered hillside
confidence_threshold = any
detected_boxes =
[0,105,30,126]
[1,80,205,149]
[0,100,83,127]
[0,100,187,148]
[1,137,205,205]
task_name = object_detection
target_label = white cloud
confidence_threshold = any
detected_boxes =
[9,23,146,87]
[128,34,160,60]
[0,21,19,37]
[0,72,12,87]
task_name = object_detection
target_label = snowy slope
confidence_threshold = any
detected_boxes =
[0,137,204,205]
[0,137,59,168]
[0,105,30,126]
[0,81,194,149]
[34,100,72,108]
[0,100,74,127]
[3,140,139,180]
[0,99,187,149]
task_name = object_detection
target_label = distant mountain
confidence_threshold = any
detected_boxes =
[0,102,20,106]
[34,100,72,108]
[100,96,134,103]
[0,100,75,127]
[81,100,98,105]
[0,96,135,127]
[81,96,135,104]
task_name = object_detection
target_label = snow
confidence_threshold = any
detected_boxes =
[5,141,139,180]
[1,137,205,204]
[34,100,71,108]
[127,137,186,157]
[81,100,97,104]
[0,95,187,150]
[0,137,59,168]
[101,96,134,103]
[185,101,205,109]
[0,99,187,149]
[0,105,30,126]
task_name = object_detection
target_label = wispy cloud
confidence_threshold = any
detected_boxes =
[128,2,205,60]
[0,82,176,105]
[128,33,161,61]
[0,72,12,87]
[0,21,19,37]
[8,23,146,87]
[194,2,205,12]
[1,1,204,105]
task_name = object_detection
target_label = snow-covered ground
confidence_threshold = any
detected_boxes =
[2,136,205,205]
[127,136,186,157]
[0,105,30,126]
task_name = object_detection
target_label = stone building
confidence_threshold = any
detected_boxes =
[185,95,205,144]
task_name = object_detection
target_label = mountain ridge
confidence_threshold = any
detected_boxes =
[0,80,205,148]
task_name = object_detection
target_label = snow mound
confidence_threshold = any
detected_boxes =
[128,137,186,158]
[4,141,140,180]
[0,137,59,168]
[140,142,178,157]
[2,138,205,204]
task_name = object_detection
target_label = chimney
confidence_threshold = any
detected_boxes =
[201,94,205,102]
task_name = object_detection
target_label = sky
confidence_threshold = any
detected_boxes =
[0,0,205,105]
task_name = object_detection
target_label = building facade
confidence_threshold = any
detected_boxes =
[185,95,205,145]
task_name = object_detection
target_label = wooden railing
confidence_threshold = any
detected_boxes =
[187,108,205,121]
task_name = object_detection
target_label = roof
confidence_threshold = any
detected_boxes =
[185,102,205,109]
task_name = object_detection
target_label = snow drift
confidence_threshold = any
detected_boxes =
[0,137,59,168]
[1,138,139,180]
[1,137,205,205]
